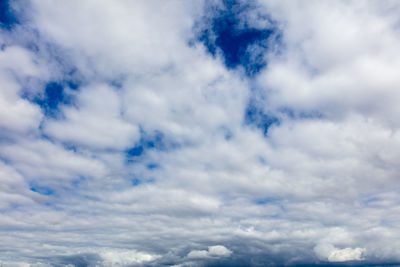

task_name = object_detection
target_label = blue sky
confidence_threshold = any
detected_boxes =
[1,0,400,266]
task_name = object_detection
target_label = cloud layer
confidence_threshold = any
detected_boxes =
[1,0,400,266]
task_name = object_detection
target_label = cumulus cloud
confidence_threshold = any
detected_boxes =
[43,83,140,150]
[0,46,44,133]
[187,245,232,259]
[99,249,159,266]
[1,0,400,266]
[314,243,365,262]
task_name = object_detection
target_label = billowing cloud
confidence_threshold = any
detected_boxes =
[314,243,365,262]
[1,0,400,266]
[187,245,232,259]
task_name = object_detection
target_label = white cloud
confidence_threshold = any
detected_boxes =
[208,245,233,257]
[0,161,41,210]
[328,247,365,262]
[0,138,107,183]
[100,249,159,266]
[0,46,44,133]
[44,84,140,150]
[187,250,209,259]
[314,243,365,262]
[1,0,400,266]
[30,0,204,79]
[187,245,232,259]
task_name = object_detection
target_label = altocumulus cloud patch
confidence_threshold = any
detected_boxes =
[2,0,400,266]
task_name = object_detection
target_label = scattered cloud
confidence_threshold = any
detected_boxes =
[187,245,232,259]
[314,243,365,262]
[1,0,400,266]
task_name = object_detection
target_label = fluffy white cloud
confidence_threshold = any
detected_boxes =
[0,46,44,133]
[100,249,159,266]
[1,0,400,266]
[43,84,140,150]
[187,245,232,259]
[314,243,365,262]
[257,1,400,125]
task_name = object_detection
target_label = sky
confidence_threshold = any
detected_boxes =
[1,0,400,266]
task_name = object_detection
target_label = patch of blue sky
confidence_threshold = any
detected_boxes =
[255,198,276,205]
[147,163,159,170]
[196,0,280,76]
[218,126,233,141]
[62,143,78,153]
[126,145,144,158]
[279,107,324,120]
[19,44,86,118]
[131,177,155,187]
[244,102,279,136]
[64,67,85,89]
[109,75,126,89]
[16,42,83,101]
[30,184,54,196]
[66,79,80,91]
[33,81,77,118]
[131,178,141,187]
[224,130,233,141]
[71,176,86,188]
[0,0,18,30]
[126,130,178,162]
